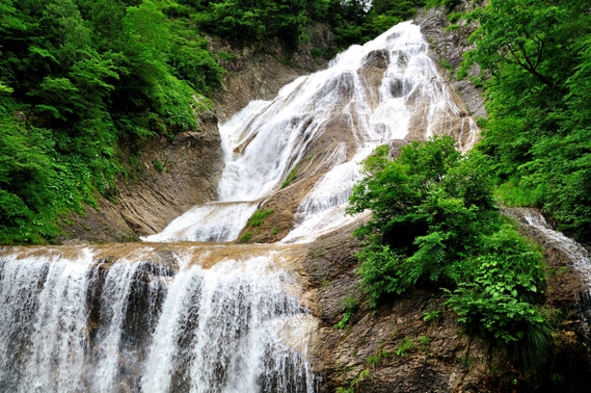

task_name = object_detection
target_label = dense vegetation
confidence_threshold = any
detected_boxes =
[348,137,552,370]
[0,0,419,244]
[0,0,224,243]
[326,0,427,47]
[461,0,591,242]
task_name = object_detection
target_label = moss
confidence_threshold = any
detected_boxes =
[240,231,253,243]
[280,167,298,189]
[246,209,274,227]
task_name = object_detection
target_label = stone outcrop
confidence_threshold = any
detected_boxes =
[301,210,591,393]
[416,4,487,120]
[59,110,224,243]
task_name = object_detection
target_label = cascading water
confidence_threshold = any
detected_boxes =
[0,245,314,393]
[0,21,477,392]
[143,20,476,244]
[513,210,591,288]
[504,209,591,332]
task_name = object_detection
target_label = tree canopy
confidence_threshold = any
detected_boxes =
[462,0,591,242]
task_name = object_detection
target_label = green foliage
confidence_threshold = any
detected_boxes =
[336,368,371,393]
[349,136,497,298]
[280,167,298,189]
[246,209,274,227]
[418,335,430,350]
[152,160,164,172]
[463,0,591,241]
[334,295,359,330]
[240,231,253,243]
[271,226,279,235]
[189,0,333,48]
[0,0,226,244]
[395,337,417,357]
[425,0,460,12]
[423,310,442,323]
[348,137,552,371]
[366,344,391,366]
[328,0,425,48]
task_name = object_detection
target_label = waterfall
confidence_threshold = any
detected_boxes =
[0,245,314,393]
[143,21,475,244]
[0,20,477,393]
[504,209,591,293]
[504,208,591,340]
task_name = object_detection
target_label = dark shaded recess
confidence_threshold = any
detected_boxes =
[383,219,428,252]
[389,78,405,97]
[121,262,175,391]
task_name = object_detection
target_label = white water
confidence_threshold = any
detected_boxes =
[0,248,314,393]
[144,21,474,244]
[511,210,591,292]
[0,21,478,393]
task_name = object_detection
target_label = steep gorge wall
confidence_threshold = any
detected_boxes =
[60,26,333,244]
[59,111,224,243]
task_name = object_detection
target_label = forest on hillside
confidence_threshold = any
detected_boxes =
[465,0,591,244]
[0,0,424,244]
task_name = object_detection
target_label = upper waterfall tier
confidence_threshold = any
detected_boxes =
[144,21,478,244]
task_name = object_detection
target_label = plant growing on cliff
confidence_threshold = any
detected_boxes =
[347,137,552,371]
[246,209,274,227]
[334,295,359,330]
[280,167,298,189]
[395,337,417,357]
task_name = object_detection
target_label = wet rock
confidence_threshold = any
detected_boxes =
[362,50,390,69]
[416,4,486,120]
[59,110,224,242]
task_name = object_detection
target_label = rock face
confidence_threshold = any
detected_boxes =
[59,110,224,243]
[416,4,487,120]
[301,210,591,393]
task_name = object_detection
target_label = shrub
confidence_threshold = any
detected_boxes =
[334,295,359,330]
[348,137,552,371]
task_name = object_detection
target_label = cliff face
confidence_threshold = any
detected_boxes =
[59,111,224,243]
[416,4,486,120]
[301,208,591,393]
[59,26,333,244]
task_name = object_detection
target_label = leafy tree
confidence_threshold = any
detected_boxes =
[348,137,551,370]
[0,0,225,243]
[462,0,591,241]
